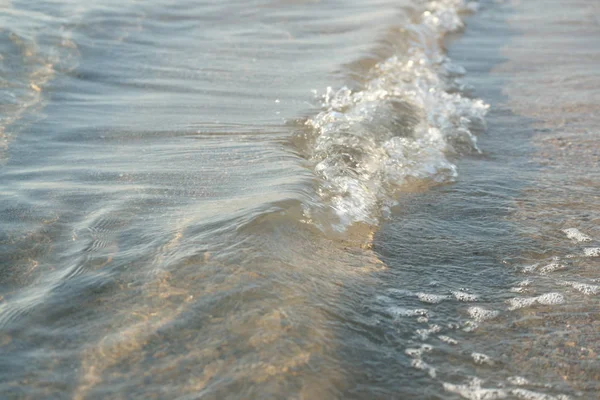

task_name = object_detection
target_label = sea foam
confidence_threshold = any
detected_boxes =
[304,0,488,228]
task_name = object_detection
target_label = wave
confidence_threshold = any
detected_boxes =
[303,0,489,229]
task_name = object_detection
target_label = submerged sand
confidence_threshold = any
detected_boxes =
[493,0,600,394]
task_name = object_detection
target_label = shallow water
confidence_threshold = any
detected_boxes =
[1,0,599,398]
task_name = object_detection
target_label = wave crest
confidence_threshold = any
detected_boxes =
[304,0,489,228]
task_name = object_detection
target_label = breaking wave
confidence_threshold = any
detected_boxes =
[304,0,489,228]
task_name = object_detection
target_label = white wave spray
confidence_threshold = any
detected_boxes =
[304,0,489,228]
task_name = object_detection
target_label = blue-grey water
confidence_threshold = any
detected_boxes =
[1,0,599,398]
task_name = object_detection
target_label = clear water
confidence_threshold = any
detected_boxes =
[1,0,599,398]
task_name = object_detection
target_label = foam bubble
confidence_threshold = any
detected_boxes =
[506,297,536,310]
[511,388,571,400]
[416,324,442,340]
[438,335,458,345]
[443,377,508,400]
[583,247,600,257]
[538,262,565,275]
[467,306,499,322]
[304,0,488,228]
[507,376,530,386]
[453,291,479,302]
[562,228,592,242]
[471,352,493,365]
[560,281,599,295]
[406,344,437,378]
[521,264,539,273]
[411,358,437,378]
[536,293,565,305]
[405,344,433,358]
[417,292,449,304]
[509,286,527,293]
[387,307,429,318]
[506,293,565,311]
[405,348,421,357]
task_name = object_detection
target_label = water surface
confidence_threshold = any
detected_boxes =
[1,0,598,398]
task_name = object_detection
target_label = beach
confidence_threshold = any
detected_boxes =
[0,0,598,398]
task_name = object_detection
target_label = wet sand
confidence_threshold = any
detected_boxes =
[495,0,600,395]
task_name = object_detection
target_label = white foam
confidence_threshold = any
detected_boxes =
[453,290,479,302]
[536,292,565,305]
[467,307,500,322]
[438,335,458,345]
[560,281,599,295]
[387,306,429,318]
[406,344,437,378]
[507,376,530,386]
[443,377,508,400]
[416,324,442,340]
[506,297,537,310]
[509,286,527,293]
[411,358,437,378]
[448,322,461,330]
[304,0,488,228]
[506,293,565,311]
[562,228,592,242]
[405,344,433,358]
[471,352,493,365]
[521,264,539,273]
[538,262,565,275]
[511,388,571,400]
[417,292,449,304]
[583,247,600,257]
[446,377,571,400]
